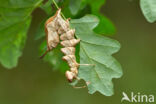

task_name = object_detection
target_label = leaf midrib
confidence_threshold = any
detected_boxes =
[80,44,112,93]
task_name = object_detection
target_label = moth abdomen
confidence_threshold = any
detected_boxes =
[60,29,75,40]
[60,39,80,47]
[62,55,79,68]
[61,47,75,55]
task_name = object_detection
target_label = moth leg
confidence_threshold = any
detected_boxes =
[73,85,86,89]
[78,64,95,66]
[40,49,50,59]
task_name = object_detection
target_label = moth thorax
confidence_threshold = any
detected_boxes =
[60,39,80,47]
[58,18,70,30]
[56,17,70,34]
[57,27,65,34]
[61,47,75,55]
[59,22,69,31]
[54,18,61,30]
[65,71,76,82]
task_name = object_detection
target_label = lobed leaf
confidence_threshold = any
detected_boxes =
[0,0,43,69]
[88,0,115,34]
[70,15,122,96]
[140,0,156,23]
[69,0,82,15]
[35,19,46,40]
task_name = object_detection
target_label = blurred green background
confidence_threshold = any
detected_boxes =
[0,0,156,104]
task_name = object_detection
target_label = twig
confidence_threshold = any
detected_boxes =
[52,0,66,20]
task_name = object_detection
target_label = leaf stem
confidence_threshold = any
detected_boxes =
[52,0,66,20]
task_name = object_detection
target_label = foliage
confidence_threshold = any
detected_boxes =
[0,0,43,68]
[39,41,69,72]
[70,15,122,96]
[69,0,82,15]
[140,0,156,23]
[0,0,123,96]
[69,0,116,34]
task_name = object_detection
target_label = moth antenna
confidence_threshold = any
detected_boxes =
[40,50,49,59]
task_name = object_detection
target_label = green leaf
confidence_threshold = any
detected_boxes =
[79,0,115,34]
[140,0,156,23]
[69,0,82,15]
[70,15,122,96]
[87,0,106,13]
[39,41,69,72]
[40,0,53,15]
[89,0,115,34]
[93,14,115,35]
[35,19,45,40]
[66,0,115,34]
[0,0,43,69]
[70,15,99,29]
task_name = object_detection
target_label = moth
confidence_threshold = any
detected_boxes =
[40,10,60,58]
[54,9,80,82]
[41,9,93,83]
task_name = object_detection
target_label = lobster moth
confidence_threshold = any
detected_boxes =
[41,9,91,83]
